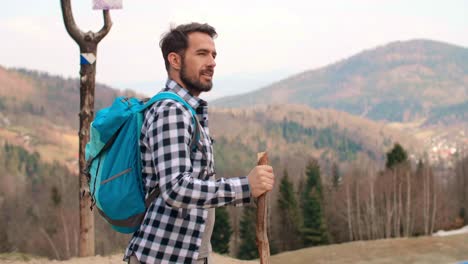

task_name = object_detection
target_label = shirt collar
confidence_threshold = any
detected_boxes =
[163,79,208,110]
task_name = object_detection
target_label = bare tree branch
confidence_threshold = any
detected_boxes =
[95,10,113,43]
[61,1,112,45]
[60,0,84,45]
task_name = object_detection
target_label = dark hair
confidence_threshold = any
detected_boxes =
[160,22,217,71]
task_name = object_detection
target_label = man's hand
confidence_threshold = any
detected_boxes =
[247,165,275,198]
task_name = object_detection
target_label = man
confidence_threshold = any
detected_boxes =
[124,22,275,264]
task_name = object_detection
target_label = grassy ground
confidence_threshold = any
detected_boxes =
[0,253,256,264]
[270,234,468,264]
[1,234,467,264]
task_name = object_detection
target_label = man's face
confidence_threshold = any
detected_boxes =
[179,32,217,95]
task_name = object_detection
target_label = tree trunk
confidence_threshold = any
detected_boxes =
[231,207,240,256]
[461,156,468,224]
[60,207,71,259]
[40,228,61,260]
[458,156,468,223]
[393,171,398,237]
[385,192,393,238]
[370,177,376,239]
[60,0,112,257]
[423,166,429,235]
[346,183,353,241]
[355,181,362,240]
[58,169,71,258]
[78,49,97,256]
[430,178,437,234]
[405,171,411,237]
[364,199,371,240]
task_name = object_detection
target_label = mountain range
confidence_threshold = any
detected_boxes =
[1,39,467,172]
[1,39,466,261]
[212,39,468,125]
[0,69,417,177]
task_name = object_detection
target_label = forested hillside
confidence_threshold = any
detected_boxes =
[213,40,468,124]
[0,67,137,129]
[0,65,466,260]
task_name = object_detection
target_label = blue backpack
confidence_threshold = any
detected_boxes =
[84,91,199,233]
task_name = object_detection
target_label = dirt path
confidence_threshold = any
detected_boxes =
[0,253,257,264]
[270,234,468,264]
[1,234,467,264]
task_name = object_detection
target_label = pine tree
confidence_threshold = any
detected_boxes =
[331,162,340,189]
[237,205,258,260]
[277,169,302,251]
[211,207,232,254]
[386,143,408,169]
[301,159,329,247]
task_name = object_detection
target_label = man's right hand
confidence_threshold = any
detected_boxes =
[247,165,275,198]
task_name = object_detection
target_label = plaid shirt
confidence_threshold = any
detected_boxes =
[124,80,251,263]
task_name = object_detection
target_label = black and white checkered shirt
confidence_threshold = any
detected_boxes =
[124,79,251,263]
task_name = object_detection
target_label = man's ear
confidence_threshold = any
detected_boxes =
[168,52,182,71]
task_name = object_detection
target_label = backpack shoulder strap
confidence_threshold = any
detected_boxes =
[142,91,197,116]
[142,91,202,152]
[141,91,205,205]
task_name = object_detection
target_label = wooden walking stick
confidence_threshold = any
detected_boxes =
[256,152,270,264]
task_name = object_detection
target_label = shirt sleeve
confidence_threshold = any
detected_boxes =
[147,102,251,209]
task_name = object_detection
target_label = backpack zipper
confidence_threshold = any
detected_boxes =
[101,167,132,185]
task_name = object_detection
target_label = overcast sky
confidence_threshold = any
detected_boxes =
[1,1,467,100]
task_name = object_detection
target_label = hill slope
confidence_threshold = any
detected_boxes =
[0,66,138,130]
[209,104,421,167]
[0,66,142,168]
[213,39,468,124]
[0,66,420,171]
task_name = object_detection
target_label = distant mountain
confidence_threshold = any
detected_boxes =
[212,39,468,123]
[209,105,421,180]
[0,66,138,130]
[0,66,141,166]
[0,66,420,171]
[425,100,468,126]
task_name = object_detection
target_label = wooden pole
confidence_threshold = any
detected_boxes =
[60,0,113,257]
[256,152,270,264]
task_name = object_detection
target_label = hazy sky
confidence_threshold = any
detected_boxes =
[1,1,467,100]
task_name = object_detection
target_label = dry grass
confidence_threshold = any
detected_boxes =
[0,67,36,101]
[0,253,257,264]
[270,234,468,264]
[0,125,78,168]
[2,235,468,264]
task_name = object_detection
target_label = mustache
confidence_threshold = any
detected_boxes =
[200,68,214,76]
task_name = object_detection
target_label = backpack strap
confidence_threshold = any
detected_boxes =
[143,92,196,116]
[142,91,208,206]
[85,92,202,177]
[142,91,203,153]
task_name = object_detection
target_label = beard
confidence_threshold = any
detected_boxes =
[180,59,213,94]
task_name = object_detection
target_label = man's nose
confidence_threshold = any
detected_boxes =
[208,54,216,68]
